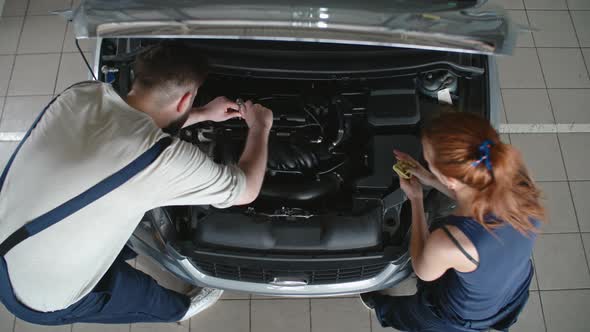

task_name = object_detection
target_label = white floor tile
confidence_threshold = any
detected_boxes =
[570,182,590,232]
[191,300,249,332]
[567,0,590,9]
[537,182,579,233]
[0,55,14,96]
[489,0,525,10]
[73,323,130,332]
[499,91,508,125]
[583,48,590,74]
[524,0,567,9]
[250,294,283,299]
[311,298,370,332]
[558,133,590,181]
[528,11,579,47]
[510,291,545,332]
[55,52,93,93]
[131,321,188,332]
[251,299,310,332]
[0,95,52,131]
[534,233,590,290]
[497,48,545,88]
[548,89,590,123]
[502,89,554,124]
[509,11,534,48]
[530,259,539,290]
[1,0,28,17]
[581,233,590,269]
[220,291,250,300]
[0,303,15,332]
[541,289,590,331]
[0,17,23,55]
[15,318,71,332]
[538,48,590,88]
[571,11,590,47]
[509,134,566,181]
[27,0,73,16]
[17,15,66,54]
[8,53,59,96]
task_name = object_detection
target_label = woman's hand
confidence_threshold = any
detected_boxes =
[394,150,436,187]
[400,176,423,202]
[394,150,456,200]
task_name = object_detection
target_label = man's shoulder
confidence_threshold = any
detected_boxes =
[54,82,137,118]
[57,81,109,101]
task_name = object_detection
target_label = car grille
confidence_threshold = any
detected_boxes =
[192,259,390,285]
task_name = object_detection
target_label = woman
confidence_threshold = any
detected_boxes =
[362,112,545,332]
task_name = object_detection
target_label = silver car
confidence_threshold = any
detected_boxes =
[70,0,513,297]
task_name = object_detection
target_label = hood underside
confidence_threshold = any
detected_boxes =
[72,0,516,55]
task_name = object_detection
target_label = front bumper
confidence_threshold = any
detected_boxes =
[128,221,413,297]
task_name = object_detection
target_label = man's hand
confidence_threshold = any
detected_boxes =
[240,100,273,132]
[185,97,241,127]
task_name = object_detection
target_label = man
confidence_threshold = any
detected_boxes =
[0,41,272,324]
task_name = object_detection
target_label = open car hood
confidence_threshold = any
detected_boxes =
[71,0,516,55]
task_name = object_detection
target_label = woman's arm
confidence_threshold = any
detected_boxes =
[401,177,471,281]
[408,197,431,274]
[393,150,456,200]
[426,177,456,200]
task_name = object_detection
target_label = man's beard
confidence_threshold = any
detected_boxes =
[163,111,190,136]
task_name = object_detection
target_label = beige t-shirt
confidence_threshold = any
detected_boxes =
[0,82,246,312]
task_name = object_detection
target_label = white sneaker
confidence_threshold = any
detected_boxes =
[178,287,224,322]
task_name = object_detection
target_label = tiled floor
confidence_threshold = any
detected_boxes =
[1,0,590,331]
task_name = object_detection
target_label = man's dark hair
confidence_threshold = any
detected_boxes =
[133,41,209,93]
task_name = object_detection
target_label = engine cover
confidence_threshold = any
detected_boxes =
[193,208,382,251]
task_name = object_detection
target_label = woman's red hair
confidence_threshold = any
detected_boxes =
[422,112,545,234]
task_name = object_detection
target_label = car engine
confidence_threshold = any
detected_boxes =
[182,93,351,208]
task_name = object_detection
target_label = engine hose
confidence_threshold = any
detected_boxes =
[329,98,346,151]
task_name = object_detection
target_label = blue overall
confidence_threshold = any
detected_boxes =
[373,216,536,332]
[0,86,190,325]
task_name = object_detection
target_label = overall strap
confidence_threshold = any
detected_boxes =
[0,136,171,257]
[0,83,172,257]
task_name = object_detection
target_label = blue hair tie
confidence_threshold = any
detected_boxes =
[471,139,494,172]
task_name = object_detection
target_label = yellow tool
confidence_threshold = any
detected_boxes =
[393,160,415,179]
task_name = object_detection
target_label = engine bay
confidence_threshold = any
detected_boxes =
[177,75,461,252]
[101,38,485,253]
